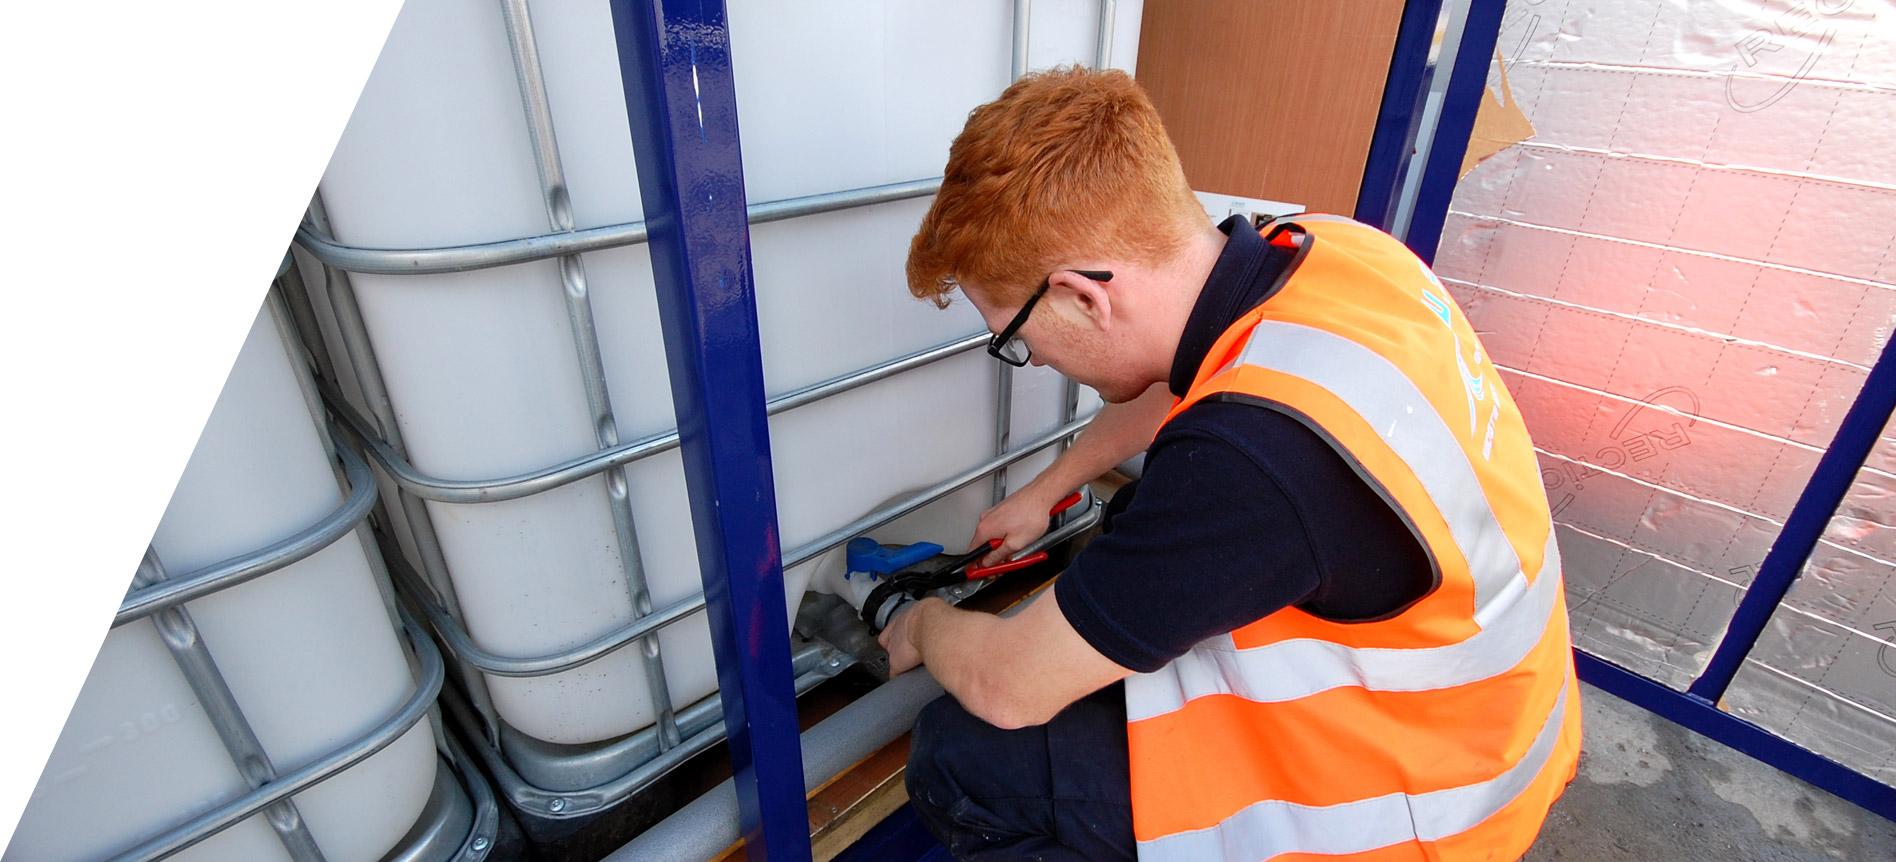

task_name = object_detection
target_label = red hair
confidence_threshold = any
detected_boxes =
[907,66,1204,308]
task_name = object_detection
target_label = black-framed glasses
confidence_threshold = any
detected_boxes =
[987,269,1113,366]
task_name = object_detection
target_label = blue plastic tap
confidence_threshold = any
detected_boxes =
[845,536,944,580]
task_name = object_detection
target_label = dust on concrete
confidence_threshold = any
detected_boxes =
[1524,684,1895,861]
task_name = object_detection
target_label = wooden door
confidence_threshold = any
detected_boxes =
[1135,0,1409,215]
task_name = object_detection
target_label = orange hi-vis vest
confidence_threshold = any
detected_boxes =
[1128,214,1582,861]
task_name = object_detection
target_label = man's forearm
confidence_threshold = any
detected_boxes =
[1019,381,1172,502]
[903,588,1131,731]
[908,598,1042,729]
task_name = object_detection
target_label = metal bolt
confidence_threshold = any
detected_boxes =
[548,798,567,813]
[826,656,843,669]
[471,837,491,852]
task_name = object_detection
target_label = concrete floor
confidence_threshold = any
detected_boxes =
[1525,683,1896,861]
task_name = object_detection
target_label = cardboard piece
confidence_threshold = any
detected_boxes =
[1460,51,1536,179]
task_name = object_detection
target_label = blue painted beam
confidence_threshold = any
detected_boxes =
[1355,0,1445,229]
[1689,333,1896,702]
[606,1,811,858]
[1402,0,1505,263]
[1577,651,1896,821]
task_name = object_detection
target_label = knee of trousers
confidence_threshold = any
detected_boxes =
[906,694,981,815]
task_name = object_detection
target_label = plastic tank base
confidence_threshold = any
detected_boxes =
[439,642,847,855]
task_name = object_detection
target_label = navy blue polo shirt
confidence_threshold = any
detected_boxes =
[1053,216,1435,674]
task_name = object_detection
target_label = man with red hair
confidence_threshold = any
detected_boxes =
[883,67,1580,861]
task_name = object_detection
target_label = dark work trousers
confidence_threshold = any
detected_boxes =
[905,682,1136,861]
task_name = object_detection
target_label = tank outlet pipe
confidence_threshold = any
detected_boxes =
[601,667,946,861]
[812,554,884,618]
[607,575,1062,860]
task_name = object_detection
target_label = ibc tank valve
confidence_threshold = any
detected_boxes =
[845,536,944,580]
[851,491,1084,633]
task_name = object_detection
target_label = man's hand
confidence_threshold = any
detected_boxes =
[966,382,1172,566]
[877,597,941,676]
[969,486,1063,566]
[882,586,1132,729]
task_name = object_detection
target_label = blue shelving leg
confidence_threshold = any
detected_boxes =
[607,1,812,858]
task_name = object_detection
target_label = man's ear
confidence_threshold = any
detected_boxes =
[1048,269,1113,332]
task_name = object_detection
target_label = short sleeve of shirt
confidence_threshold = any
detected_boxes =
[1053,400,1434,673]
[1054,408,1322,673]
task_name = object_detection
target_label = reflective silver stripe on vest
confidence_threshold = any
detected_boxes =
[1235,320,1528,622]
[1136,677,1572,861]
[1125,531,1561,722]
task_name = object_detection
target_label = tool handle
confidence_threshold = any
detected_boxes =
[956,491,1080,579]
[937,539,1000,575]
[965,551,1047,580]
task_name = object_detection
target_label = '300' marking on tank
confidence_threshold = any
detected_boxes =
[30,704,187,800]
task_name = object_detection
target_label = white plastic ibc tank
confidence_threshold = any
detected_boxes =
[307,0,1131,747]
[6,302,439,861]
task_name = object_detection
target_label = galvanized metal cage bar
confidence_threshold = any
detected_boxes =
[497,0,682,756]
[108,609,447,862]
[132,547,329,862]
[446,642,847,820]
[302,192,511,748]
[1058,0,1117,454]
[100,429,486,860]
[294,177,941,276]
[114,442,377,626]
[992,0,1033,505]
[390,415,1092,679]
[315,332,988,505]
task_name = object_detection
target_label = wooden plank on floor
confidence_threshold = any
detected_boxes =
[808,734,914,861]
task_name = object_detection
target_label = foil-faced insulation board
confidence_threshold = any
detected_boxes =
[1725,416,1896,786]
[1433,0,1896,769]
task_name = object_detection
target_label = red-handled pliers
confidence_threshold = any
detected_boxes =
[962,490,1085,579]
[860,490,1086,632]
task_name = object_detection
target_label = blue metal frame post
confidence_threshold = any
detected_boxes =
[1577,327,1896,822]
[1691,335,1896,701]
[1355,0,1446,229]
[607,1,812,858]
[1402,0,1505,263]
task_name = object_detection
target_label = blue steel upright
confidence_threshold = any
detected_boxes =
[607,1,812,858]
[1354,0,1445,230]
[1690,332,1896,702]
[1403,0,1505,263]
